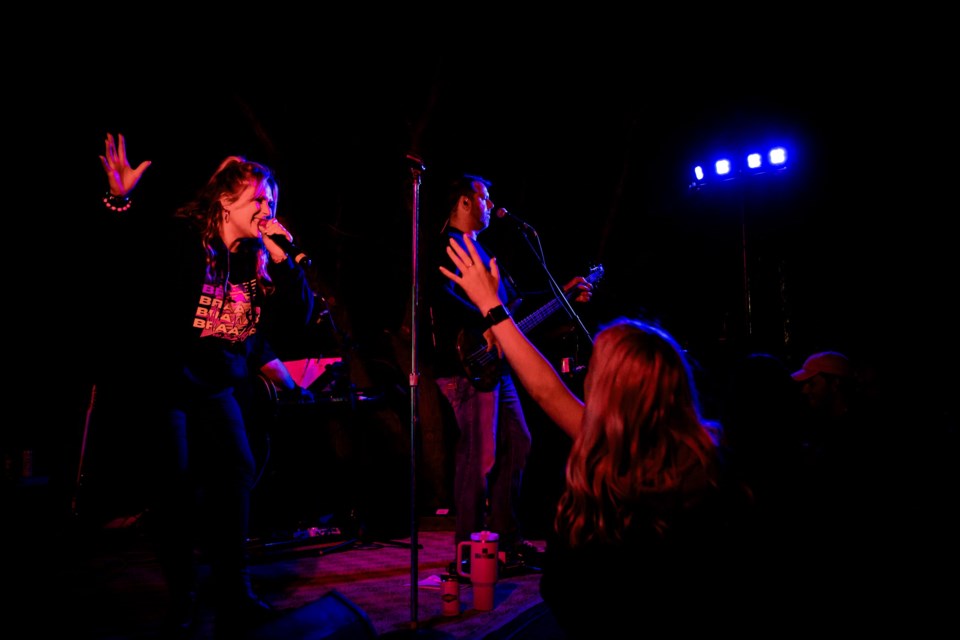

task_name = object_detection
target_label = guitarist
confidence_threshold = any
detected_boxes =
[428,173,593,569]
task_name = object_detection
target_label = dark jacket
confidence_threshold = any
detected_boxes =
[92,206,314,397]
[426,227,517,380]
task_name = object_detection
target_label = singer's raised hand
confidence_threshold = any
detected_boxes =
[99,133,152,197]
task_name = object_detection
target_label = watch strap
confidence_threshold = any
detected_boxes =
[484,304,511,328]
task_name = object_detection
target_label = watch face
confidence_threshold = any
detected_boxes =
[485,305,510,327]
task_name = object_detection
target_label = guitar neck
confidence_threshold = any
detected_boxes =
[515,289,575,335]
[461,265,603,387]
[466,291,573,363]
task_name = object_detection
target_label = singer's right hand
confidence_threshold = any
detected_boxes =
[258,217,292,241]
[258,217,294,263]
[99,133,152,197]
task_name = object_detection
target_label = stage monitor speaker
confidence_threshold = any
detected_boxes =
[247,589,377,640]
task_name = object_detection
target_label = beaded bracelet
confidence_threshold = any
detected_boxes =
[103,192,132,212]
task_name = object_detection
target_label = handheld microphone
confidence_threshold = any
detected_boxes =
[495,208,536,235]
[267,234,312,267]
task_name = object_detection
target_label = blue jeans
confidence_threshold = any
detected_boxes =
[437,373,532,550]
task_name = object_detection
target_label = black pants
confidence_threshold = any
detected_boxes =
[151,384,258,606]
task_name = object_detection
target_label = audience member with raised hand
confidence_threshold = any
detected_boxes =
[440,233,748,636]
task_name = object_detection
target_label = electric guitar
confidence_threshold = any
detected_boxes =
[456,265,604,391]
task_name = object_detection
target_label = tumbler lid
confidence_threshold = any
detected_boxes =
[470,530,499,542]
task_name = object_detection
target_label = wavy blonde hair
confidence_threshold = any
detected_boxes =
[555,318,721,547]
[175,155,279,294]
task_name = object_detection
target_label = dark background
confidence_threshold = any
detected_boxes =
[46,53,951,363]
[10,30,956,536]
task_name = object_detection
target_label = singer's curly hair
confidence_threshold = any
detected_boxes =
[175,156,279,295]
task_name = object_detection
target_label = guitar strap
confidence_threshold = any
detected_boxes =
[496,261,522,307]
[503,270,522,305]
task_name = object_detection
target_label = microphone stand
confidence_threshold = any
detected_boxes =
[405,153,425,630]
[517,225,593,345]
[390,156,454,639]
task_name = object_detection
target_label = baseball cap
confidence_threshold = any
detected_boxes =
[791,351,854,381]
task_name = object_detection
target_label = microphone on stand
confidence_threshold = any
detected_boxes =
[267,234,312,268]
[495,208,537,236]
[405,153,426,172]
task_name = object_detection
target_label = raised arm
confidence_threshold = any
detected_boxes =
[439,234,584,438]
[99,132,152,198]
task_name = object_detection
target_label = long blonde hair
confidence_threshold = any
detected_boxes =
[555,318,721,547]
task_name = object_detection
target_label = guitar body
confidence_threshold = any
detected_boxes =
[455,303,519,392]
[456,265,604,391]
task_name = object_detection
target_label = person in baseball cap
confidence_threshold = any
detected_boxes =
[791,351,854,381]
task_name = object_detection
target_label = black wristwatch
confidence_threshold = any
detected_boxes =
[483,304,511,328]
